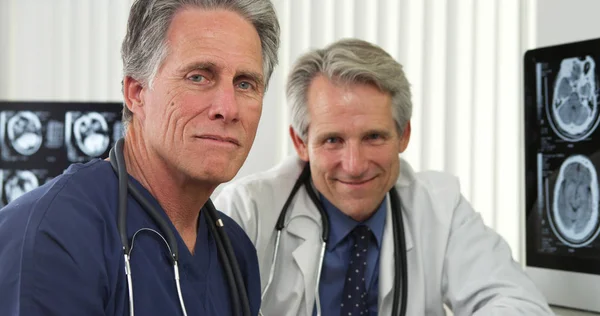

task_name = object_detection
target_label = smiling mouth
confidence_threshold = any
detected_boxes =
[195,135,240,146]
[337,177,376,186]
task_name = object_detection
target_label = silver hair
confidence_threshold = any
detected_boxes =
[120,0,280,128]
[286,38,412,141]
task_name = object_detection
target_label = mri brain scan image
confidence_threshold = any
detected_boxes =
[3,170,39,204]
[551,155,600,247]
[7,111,43,156]
[550,56,599,141]
[73,112,110,157]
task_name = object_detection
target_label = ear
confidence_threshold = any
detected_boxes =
[289,126,309,161]
[398,121,411,153]
[123,76,145,120]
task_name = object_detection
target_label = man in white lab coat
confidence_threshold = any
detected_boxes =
[214,38,554,316]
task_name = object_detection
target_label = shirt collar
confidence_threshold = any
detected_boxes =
[320,193,387,251]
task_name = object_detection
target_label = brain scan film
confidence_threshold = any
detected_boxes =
[525,38,600,277]
[549,56,599,141]
[65,110,116,162]
[3,170,39,204]
[6,111,43,156]
[0,101,123,209]
[551,155,600,247]
[73,112,110,157]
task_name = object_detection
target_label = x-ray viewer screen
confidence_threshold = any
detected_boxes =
[525,38,600,275]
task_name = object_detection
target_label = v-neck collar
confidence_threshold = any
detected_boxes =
[125,173,209,264]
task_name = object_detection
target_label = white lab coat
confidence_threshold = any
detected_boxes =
[214,155,554,316]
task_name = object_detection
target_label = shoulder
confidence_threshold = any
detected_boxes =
[0,159,119,270]
[397,158,462,207]
[218,210,260,282]
[0,159,116,226]
[395,158,466,235]
[219,211,257,260]
[215,155,305,225]
[218,211,261,313]
[414,171,461,200]
[214,155,305,229]
[0,160,119,314]
[217,155,305,202]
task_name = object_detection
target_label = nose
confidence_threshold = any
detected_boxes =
[208,82,240,123]
[341,142,369,178]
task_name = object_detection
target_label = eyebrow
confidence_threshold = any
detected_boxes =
[236,70,265,90]
[363,129,392,137]
[315,129,393,142]
[316,131,342,141]
[177,62,217,75]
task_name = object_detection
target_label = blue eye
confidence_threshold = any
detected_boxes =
[189,75,206,83]
[238,81,253,90]
[326,137,339,143]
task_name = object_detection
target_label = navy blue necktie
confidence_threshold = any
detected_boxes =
[340,225,371,316]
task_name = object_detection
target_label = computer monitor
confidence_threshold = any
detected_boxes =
[524,37,600,313]
[0,101,123,207]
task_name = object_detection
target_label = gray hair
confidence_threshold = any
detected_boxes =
[287,38,412,141]
[120,0,280,128]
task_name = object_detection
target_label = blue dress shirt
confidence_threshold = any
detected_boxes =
[313,194,387,316]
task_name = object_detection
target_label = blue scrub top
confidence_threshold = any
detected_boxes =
[0,160,261,315]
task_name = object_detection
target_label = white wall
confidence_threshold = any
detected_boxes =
[0,0,131,102]
[533,0,600,48]
[6,0,597,263]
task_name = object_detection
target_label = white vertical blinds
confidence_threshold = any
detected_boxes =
[0,0,525,262]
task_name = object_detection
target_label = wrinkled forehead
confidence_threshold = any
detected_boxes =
[165,8,263,73]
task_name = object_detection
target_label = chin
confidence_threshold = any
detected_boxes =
[183,162,237,184]
[344,199,381,217]
[196,152,243,173]
[186,172,231,188]
[202,166,238,182]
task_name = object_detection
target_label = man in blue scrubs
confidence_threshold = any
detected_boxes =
[0,0,280,315]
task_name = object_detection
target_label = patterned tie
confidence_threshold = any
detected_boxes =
[340,225,371,316]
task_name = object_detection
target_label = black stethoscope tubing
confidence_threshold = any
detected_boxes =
[276,163,407,316]
[109,138,251,316]
[389,184,408,316]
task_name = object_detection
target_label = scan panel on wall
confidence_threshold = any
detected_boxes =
[524,38,600,275]
[65,110,123,162]
[0,168,66,208]
[0,109,64,164]
[0,101,123,206]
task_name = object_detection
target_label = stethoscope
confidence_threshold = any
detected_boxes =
[108,138,251,316]
[261,164,408,316]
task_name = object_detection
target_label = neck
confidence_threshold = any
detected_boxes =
[122,126,216,253]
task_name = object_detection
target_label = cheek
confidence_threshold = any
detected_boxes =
[377,149,401,181]
[308,150,339,176]
[371,144,401,163]
[163,93,209,128]
[143,88,172,123]
[171,92,202,114]
[241,101,262,127]
[377,152,399,168]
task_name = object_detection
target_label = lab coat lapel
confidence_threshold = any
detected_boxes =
[285,186,323,315]
[378,159,415,315]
